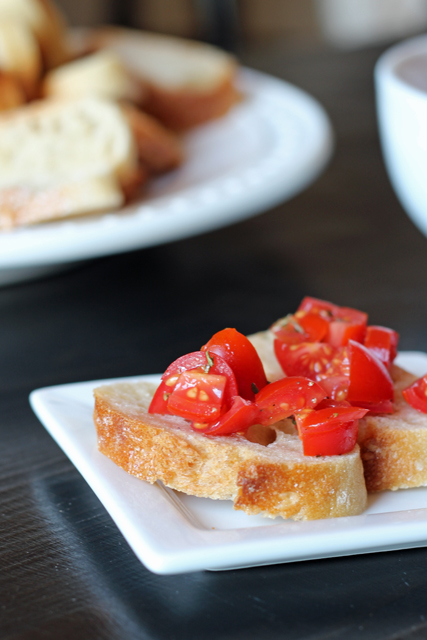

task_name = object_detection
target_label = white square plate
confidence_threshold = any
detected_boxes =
[30,352,427,574]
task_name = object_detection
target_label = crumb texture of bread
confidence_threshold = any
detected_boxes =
[358,365,427,492]
[94,381,367,521]
[0,97,143,229]
[0,97,137,188]
[43,50,144,104]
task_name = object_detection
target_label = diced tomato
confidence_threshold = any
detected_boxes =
[255,376,326,425]
[349,399,394,414]
[316,346,350,401]
[364,325,399,369]
[295,405,368,456]
[193,396,260,435]
[271,311,329,345]
[202,328,268,401]
[298,296,340,317]
[274,340,336,379]
[402,374,427,413]
[346,341,394,404]
[148,351,238,415]
[167,371,227,422]
[317,375,350,402]
[298,297,367,347]
[315,398,352,410]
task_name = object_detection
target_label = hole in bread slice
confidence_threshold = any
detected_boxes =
[245,424,277,446]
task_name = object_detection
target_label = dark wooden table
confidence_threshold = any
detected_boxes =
[3,39,427,640]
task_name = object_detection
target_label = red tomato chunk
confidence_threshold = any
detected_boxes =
[403,375,427,414]
[167,371,227,422]
[295,406,368,456]
[202,328,268,400]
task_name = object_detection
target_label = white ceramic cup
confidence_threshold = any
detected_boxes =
[376,35,427,237]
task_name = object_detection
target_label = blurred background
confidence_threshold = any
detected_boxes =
[55,0,427,50]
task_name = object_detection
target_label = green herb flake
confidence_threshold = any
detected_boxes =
[204,350,214,372]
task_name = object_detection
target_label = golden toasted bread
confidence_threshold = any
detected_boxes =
[358,366,427,492]
[93,380,367,521]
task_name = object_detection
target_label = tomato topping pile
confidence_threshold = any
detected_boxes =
[148,298,407,457]
[273,297,396,414]
[149,329,328,439]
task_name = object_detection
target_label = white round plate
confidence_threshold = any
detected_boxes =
[0,68,333,285]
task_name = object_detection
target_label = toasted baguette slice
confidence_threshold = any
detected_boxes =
[0,0,69,69]
[43,50,144,104]
[88,27,240,130]
[93,380,367,521]
[0,97,143,230]
[0,21,42,98]
[358,366,427,492]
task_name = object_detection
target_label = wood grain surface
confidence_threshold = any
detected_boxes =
[2,40,427,639]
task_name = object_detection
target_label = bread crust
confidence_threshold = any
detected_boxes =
[0,72,26,111]
[142,77,240,131]
[0,21,42,98]
[123,104,183,174]
[358,366,427,492]
[93,381,367,521]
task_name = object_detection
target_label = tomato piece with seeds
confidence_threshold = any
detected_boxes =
[316,346,350,401]
[274,340,336,379]
[167,371,227,422]
[148,350,238,415]
[255,376,326,425]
